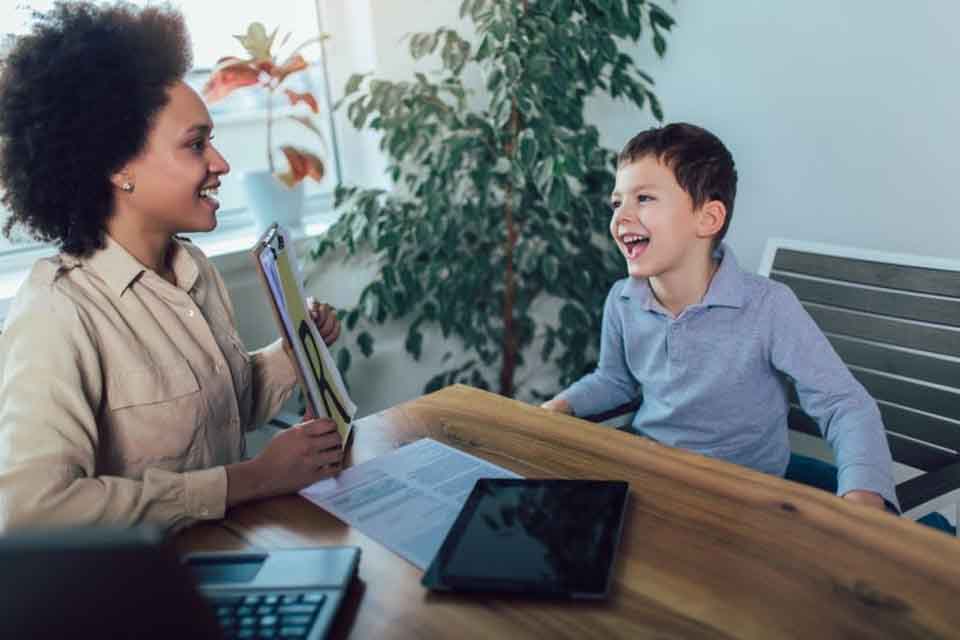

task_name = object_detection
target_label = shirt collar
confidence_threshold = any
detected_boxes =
[78,234,199,296]
[702,243,746,308]
[619,242,746,310]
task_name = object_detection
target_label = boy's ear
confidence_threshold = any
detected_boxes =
[696,200,727,240]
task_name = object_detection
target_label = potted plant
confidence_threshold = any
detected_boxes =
[203,21,328,236]
[314,0,674,401]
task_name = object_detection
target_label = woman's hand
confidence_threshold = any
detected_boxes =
[226,414,343,505]
[306,297,341,346]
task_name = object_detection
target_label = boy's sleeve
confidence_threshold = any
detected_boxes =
[768,285,899,510]
[558,283,640,418]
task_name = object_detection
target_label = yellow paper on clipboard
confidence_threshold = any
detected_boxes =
[251,223,356,445]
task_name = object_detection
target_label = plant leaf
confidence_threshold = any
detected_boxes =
[336,347,351,375]
[235,22,273,61]
[405,330,423,360]
[202,59,259,103]
[278,146,325,185]
[284,89,320,113]
[274,53,308,83]
[357,331,375,357]
[343,73,367,97]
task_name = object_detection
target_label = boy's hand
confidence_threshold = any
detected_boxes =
[540,398,573,415]
[306,297,341,346]
[842,490,885,510]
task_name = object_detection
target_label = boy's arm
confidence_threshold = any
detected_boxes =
[768,286,898,511]
[550,283,640,418]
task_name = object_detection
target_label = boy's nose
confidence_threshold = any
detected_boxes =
[613,207,637,223]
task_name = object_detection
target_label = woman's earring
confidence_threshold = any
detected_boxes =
[121,181,135,193]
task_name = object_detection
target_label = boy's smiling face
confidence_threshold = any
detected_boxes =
[609,155,713,280]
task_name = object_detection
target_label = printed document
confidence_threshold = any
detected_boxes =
[301,438,521,569]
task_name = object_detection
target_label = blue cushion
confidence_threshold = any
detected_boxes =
[916,511,957,535]
[784,453,838,493]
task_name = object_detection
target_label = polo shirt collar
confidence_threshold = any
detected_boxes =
[619,242,746,310]
[702,243,746,308]
[80,234,199,296]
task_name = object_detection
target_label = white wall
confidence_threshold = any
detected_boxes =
[589,0,960,270]
[224,1,960,418]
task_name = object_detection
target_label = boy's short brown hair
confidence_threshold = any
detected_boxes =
[618,123,738,244]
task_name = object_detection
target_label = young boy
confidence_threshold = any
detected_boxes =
[542,123,897,511]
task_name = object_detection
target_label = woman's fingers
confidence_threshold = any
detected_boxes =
[306,299,341,346]
[315,447,343,466]
[299,417,338,436]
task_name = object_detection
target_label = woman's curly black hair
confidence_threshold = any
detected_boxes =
[0,1,192,256]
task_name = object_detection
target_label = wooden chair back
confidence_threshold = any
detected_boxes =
[759,239,960,512]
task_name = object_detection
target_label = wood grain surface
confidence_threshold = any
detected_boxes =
[178,385,960,639]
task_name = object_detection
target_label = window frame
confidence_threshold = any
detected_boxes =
[0,0,344,312]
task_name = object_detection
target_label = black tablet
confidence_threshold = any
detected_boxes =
[422,478,629,599]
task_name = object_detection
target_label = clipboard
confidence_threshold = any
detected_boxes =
[251,223,356,446]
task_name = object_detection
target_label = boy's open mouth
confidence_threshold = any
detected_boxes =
[621,233,649,259]
[198,184,220,208]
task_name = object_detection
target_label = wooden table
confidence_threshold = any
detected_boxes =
[178,385,960,638]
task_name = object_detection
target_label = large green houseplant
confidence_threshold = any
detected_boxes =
[315,0,674,399]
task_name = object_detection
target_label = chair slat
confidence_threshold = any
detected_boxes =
[827,334,960,391]
[852,367,960,423]
[791,400,960,454]
[804,304,960,358]
[773,249,960,297]
[772,272,960,328]
[789,407,959,472]
[888,433,959,472]
[878,402,960,453]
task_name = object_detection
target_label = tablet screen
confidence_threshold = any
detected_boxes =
[422,479,629,599]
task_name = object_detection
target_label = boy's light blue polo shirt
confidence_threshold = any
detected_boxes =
[560,244,898,508]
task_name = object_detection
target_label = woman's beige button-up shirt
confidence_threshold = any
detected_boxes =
[0,235,297,532]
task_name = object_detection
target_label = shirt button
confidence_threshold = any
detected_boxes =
[187,309,195,317]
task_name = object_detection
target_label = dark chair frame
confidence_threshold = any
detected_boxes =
[759,238,960,526]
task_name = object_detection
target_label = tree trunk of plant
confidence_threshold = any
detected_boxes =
[500,100,520,398]
[499,0,529,398]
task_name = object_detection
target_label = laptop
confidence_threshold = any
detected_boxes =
[0,526,360,640]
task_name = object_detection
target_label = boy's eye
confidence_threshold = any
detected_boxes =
[637,194,653,203]
[610,200,621,211]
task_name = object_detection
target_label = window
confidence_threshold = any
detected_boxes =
[0,0,342,265]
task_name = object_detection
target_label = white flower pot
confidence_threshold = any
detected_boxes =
[242,169,305,239]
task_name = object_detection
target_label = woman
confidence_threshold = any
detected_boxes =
[0,2,343,532]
